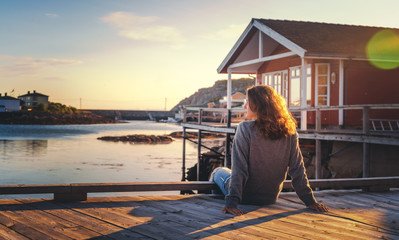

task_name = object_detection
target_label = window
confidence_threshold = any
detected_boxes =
[315,63,330,106]
[289,65,311,107]
[262,70,288,100]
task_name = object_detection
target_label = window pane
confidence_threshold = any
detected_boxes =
[318,64,328,74]
[307,66,311,75]
[318,76,328,85]
[318,96,327,106]
[290,78,300,106]
[318,86,327,95]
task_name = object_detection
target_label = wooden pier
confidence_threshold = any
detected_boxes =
[0,188,398,239]
[181,104,399,180]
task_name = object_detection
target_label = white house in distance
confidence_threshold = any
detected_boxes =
[219,92,246,108]
[18,90,49,108]
[0,93,20,112]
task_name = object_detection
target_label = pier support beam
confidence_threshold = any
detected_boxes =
[181,127,186,181]
[197,130,202,181]
[225,110,232,168]
[363,143,370,178]
[315,139,322,180]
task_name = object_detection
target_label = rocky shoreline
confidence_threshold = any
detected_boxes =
[0,111,119,125]
[98,134,174,144]
[97,131,227,144]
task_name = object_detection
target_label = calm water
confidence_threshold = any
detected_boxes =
[0,121,220,198]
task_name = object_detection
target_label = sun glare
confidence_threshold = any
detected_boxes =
[366,29,399,69]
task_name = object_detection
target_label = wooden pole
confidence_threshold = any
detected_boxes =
[225,109,232,168]
[183,108,187,123]
[363,106,370,135]
[316,108,321,132]
[197,130,202,181]
[362,106,370,178]
[363,142,370,178]
[181,127,186,181]
[315,139,322,180]
[198,109,203,125]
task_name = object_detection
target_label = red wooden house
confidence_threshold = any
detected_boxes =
[218,19,399,130]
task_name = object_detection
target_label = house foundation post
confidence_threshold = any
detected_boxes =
[181,127,186,181]
[225,109,232,168]
[197,130,202,181]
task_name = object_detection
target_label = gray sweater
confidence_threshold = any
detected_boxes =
[225,121,316,208]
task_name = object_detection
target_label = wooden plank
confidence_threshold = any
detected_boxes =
[0,211,55,240]
[192,196,344,240]
[0,199,79,240]
[0,222,30,240]
[198,193,399,239]
[0,184,70,194]
[158,195,318,239]
[139,195,263,240]
[16,198,147,240]
[269,199,386,239]
[127,195,286,239]
[57,198,194,240]
[278,191,399,238]
[101,196,230,240]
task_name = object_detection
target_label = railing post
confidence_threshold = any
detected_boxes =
[362,106,370,178]
[316,108,321,132]
[363,106,370,135]
[227,109,232,128]
[225,109,232,168]
[197,130,202,181]
[181,127,186,181]
[198,109,203,125]
[183,108,187,123]
[315,139,322,180]
[363,142,370,178]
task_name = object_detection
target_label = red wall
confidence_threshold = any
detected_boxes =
[345,61,399,126]
[256,57,399,127]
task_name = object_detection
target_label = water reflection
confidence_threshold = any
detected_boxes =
[0,121,200,189]
[0,140,48,157]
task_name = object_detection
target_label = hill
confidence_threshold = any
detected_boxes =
[171,78,255,111]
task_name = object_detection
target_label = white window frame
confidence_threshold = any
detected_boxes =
[289,65,311,108]
[262,70,288,100]
[315,63,330,106]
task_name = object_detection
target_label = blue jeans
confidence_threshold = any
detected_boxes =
[210,167,231,195]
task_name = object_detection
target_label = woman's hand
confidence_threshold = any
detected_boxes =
[223,207,244,216]
[308,202,329,212]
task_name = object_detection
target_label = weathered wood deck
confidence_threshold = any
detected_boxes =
[0,189,398,239]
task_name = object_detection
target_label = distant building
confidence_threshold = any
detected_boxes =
[0,93,20,112]
[219,92,246,108]
[18,90,49,108]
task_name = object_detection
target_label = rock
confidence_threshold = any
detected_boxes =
[171,78,254,111]
[97,134,173,144]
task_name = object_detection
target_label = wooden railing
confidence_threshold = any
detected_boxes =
[2,177,399,201]
[183,107,245,125]
[289,104,399,134]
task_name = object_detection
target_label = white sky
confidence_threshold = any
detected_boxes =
[0,0,398,110]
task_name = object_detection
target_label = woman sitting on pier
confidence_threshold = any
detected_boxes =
[211,85,329,216]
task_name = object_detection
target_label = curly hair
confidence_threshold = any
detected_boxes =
[246,85,297,139]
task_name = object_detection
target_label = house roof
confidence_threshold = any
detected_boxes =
[256,19,399,58]
[0,96,19,101]
[218,19,399,73]
[18,92,49,98]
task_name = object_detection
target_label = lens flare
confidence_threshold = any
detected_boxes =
[366,29,399,69]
